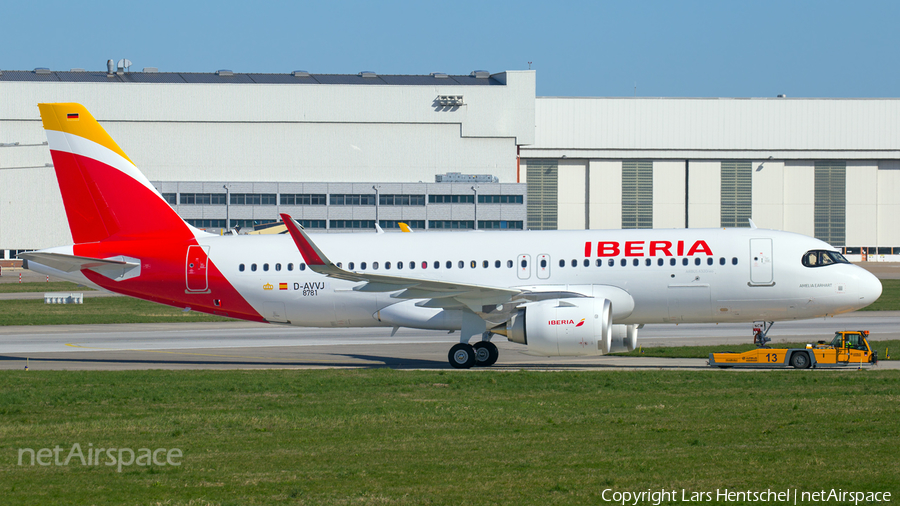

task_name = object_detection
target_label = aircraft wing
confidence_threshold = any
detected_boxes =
[280,214,520,312]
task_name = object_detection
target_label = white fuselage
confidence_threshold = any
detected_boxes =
[167,227,879,329]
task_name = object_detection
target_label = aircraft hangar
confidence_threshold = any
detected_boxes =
[1,66,899,262]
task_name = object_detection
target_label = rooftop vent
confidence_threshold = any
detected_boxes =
[776,94,787,98]
[438,95,464,106]
[216,69,234,77]
[70,68,85,72]
[358,71,377,78]
[431,72,449,79]
[34,67,51,75]
[470,70,490,79]
[143,67,158,73]
[292,70,310,77]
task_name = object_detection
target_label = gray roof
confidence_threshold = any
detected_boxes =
[0,69,502,86]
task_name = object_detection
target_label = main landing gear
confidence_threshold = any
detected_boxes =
[448,339,498,369]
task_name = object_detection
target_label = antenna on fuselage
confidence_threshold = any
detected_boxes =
[748,218,758,229]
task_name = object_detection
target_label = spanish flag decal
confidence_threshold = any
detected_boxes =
[279,283,288,290]
[66,113,79,120]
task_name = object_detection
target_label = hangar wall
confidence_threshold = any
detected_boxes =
[521,97,900,258]
[0,71,535,251]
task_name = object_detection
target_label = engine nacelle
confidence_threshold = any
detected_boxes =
[608,324,639,354]
[374,300,462,330]
[498,298,612,356]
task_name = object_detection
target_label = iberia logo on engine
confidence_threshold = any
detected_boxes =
[549,318,586,326]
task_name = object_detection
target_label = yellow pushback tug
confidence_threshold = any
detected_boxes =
[709,330,878,369]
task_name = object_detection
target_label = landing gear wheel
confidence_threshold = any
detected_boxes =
[449,343,477,369]
[473,341,499,367]
[790,352,811,369]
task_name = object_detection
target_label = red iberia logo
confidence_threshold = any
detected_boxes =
[279,283,288,290]
[548,318,587,327]
[263,283,274,291]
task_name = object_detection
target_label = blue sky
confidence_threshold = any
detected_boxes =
[4,0,898,97]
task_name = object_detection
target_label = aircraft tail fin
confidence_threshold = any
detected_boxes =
[38,103,194,243]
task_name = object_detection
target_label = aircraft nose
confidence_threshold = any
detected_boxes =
[858,270,883,308]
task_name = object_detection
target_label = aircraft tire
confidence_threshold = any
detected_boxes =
[449,343,477,369]
[473,341,499,367]
[790,351,811,369]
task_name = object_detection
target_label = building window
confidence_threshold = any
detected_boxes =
[478,195,523,204]
[477,220,523,230]
[230,219,277,229]
[622,161,653,229]
[161,193,177,205]
[329,220,375,229]
[379,194,425,206]
[428,194,474,204]
[526,160,558,230]
[330,194,376,206]
[180,193,227,205]
[280,194,326,205]
[814,161,846,247]
[721,161,752,227]
[428,220,474,229]
[186,219,226,228]
[379,220,425,229]
[230,193,276,205]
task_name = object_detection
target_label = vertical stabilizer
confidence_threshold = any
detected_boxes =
[38,103,193,243]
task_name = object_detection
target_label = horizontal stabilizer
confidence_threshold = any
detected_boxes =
[19,252,140,281]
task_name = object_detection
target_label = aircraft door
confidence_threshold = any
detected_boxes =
[186,245,210,292]
[536,254,551,279]
[749,238,774,285]
[517,254,531,280]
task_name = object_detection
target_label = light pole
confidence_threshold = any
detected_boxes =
[223,184,230,232]
[373,185,380,228]
[472,185,478,230]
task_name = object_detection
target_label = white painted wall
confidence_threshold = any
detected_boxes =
[652,161,686,228]
[686,161,720,228]
[557,159,586,230]
[845,162,878,247]
[588,160,621,230]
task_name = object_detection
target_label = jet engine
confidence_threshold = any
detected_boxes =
[492,298,639,357]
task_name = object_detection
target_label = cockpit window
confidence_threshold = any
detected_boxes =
[802,250,850,267]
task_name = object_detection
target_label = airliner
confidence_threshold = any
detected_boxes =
[21,103,883,368]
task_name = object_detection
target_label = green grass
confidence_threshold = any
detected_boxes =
[0,281,95,293]
[860,279,900,311]
[0,369,897,505]
[614,340,900,360]
[0,298,233,326]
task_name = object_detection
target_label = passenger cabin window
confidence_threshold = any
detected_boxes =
[275,263,282,271]
[507,260,513,268]
[559,259,565,268]
[460,261,466,269]
[251,264,257,272]
[263,263,269,272]
[239,264,245,272]
[288,263,294,271]
[447,261,453,269]
[348,262,355,270]
[802,250,850,267]
[299,263,307,271]
[361,262,367,270]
